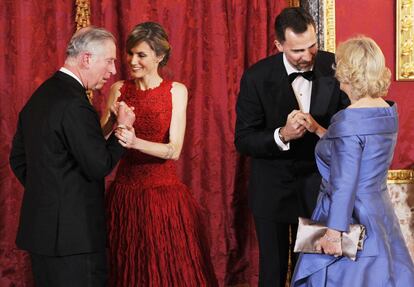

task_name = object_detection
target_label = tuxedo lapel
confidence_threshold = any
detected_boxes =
[54,71,89,102]
[309,56,336,116]
[264,54,300,123]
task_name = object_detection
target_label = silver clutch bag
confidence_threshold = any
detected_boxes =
[293,217,366,261]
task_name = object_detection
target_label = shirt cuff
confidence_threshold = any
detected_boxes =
[274,128,290,151]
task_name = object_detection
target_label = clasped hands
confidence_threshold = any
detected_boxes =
[111,101,137,148]
[279,110,325,142]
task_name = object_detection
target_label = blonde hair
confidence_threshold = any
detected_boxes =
[335,36,391,99]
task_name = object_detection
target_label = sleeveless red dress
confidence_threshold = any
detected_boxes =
[106,79,217,287]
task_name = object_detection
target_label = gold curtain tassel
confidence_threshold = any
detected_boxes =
[288,0,300,7]
[75,0,93,103]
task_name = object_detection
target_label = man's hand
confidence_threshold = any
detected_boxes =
[280,110,307,142]
[294,112,326,138]
[116,101,135,127]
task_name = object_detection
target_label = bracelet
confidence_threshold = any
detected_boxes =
[323,233,341,243]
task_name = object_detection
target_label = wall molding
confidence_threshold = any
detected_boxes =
[396,0,414,80]
[323,0,336,53]
[288,0,300,7]
[388,169,414,183]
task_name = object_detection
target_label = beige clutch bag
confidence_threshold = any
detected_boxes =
[293,217,366,261]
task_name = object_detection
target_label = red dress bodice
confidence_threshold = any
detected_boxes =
[115,79,180,189]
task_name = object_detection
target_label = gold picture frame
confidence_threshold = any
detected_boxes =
[396,0,414,81]
[388,169,414,184]
[323,0,336,53]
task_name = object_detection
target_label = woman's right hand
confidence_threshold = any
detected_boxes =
[317,228,342,257]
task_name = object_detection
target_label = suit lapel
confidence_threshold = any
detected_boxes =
[264,54,300,123]
[309,56,336,116]
[54,71,89,102]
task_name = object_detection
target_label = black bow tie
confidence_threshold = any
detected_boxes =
[288,71,315,84]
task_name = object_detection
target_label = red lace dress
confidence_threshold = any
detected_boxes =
[106,79,217,287]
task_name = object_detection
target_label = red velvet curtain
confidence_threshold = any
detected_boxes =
[0,1,287,286]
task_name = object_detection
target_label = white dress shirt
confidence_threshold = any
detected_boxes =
[273,54,313,151]
[59,67,84,87]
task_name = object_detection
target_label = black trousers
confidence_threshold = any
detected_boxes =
[254,217,298,287]
[30,251,107,287]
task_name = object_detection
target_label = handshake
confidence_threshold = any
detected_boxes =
[110,101,137,148]
[113,101,135,129]
[279,110,326,142]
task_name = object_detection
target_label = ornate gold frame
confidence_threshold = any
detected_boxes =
[391,2,414,181]
[388,169,414,183]
[287,0,300,7]
[396,0,414,80]
[323,0,336,53]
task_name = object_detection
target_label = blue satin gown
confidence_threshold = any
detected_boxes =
[291,103,414,286]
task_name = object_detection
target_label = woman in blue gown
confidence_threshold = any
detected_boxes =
[291,36,414,286]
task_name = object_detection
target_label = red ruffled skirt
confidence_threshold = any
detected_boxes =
[106,179,217,287]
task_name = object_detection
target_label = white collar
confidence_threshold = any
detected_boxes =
[282,53,313,75]
[59,67,84,87]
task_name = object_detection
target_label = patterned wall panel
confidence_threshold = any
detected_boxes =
[301,0,335,53]
[388,182,414,260]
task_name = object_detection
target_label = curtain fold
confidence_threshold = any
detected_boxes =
[0,1,288,286]
[1,2,75,286]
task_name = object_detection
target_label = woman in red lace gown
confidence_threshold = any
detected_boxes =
[101,22,217,287]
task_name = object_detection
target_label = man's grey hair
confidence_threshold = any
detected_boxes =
[66,26,115,58]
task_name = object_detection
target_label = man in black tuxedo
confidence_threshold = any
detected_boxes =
[235,7,349,287]
[9,27,135,287]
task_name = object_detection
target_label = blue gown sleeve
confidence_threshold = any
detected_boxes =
[326,135,363,232]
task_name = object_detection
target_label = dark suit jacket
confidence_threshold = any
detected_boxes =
[9,71,125,256]
[235,51,349,222]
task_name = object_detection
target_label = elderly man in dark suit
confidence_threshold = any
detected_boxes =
[235,7,349,287]
[9,27,135,287]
